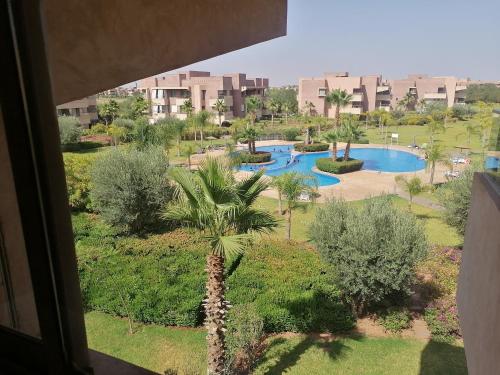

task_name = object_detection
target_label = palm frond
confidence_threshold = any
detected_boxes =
[207,233,251,258]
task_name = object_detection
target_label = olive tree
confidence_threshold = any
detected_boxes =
[90,146,174,233]
[310,196,427,315]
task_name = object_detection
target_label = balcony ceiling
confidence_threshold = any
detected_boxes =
[42,0,287,104]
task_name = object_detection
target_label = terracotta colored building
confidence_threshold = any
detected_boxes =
[137,71,268,123]
[56,96,98,128]
[298,72,473,117]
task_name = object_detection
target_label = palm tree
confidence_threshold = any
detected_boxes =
[427,117,445,145]
[194,110,212,148]
[426,144,444,185]
[267,99,280,125]
[239,127,259,154]
[270,175,287,215]
[212,99,227,127]
[245,96,262,126]
[398,92,417,111]
[282,102,291,124]
[303,101,316,117]
[181,98,196,140]
[163,158,277,375]
[395,175,425,211]
[339,117,363,161]
[323,130,339,161]
[184,144,195,169]
[326,89,353,128]
[280,172,316,240]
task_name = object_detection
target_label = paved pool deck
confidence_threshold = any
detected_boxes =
[234,140,466,203]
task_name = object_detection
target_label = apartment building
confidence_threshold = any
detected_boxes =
[56,95,98,127]
[298,72,472,117]
[137,71,268,122]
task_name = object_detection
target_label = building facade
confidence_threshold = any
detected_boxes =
[298,72,475,117]
[56,95,98,128]
[137,71,268,122]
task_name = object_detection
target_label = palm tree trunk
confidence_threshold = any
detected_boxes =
[335,105,340,128]
[409,195,412,212]
[278,192,283,215]
[201,127,204,148]
[285,112,288,124]
[430,162,435,185]
[205,254,226,375]
[187,155,191,169]
[177,138,181,157]
[344,141,351,161]
[218,113,222,127]
[332,142,337,161]
[248,142,252,153]
[286,204,292,240]
[271,113,274,125]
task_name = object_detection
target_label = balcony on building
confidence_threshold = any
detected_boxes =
[423,92,447,101]
[350,88,364,102]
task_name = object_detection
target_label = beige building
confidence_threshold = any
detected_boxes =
[137,71,268,123]
[298,72,475,116]
[56,95,98,127]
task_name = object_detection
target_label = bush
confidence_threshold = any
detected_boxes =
[283,128,301,141]
[226,240,354,333]
[436,167,474,235]
[424,306,460,343]
[58,116,83,144]
[90,147,174,233]
[310,196,428,315]
[316,157,363,174]
[61,141,104,152]
[88,123,107,135]
[238,151,272,163]
[294,143,329,152]
[378,308,412,333]
[451,104,476,120]
[226,304,264,374]
[75,214,207,326]
[354,137,369,144]
[63,153,97,210]
[403,113,428,126]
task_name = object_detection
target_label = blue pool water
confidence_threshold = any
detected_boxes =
[239,145,426,186]
[486,156,500,170]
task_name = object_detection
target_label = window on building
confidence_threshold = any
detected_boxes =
[73,108,80,117]
[229,106,233,111]
[202,105,205,110]
[202,90,206,100]
[318,88,327,97]
[438,87,446,94]
[353,88,363,94]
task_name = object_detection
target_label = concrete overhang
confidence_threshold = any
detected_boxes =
[424,93,447,100]
[42,0,287,105]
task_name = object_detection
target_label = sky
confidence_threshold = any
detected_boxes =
[164,0,500,87]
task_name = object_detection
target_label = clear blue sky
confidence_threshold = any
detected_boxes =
[170,0,500,86]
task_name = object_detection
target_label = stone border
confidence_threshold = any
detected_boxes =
[241,158,277,166]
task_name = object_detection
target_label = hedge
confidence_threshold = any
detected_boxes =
[74,213,354,333]
[61,141,104,152]
[226,240,354,333]
[316,157,364,174]
[239,151,272,163]
[294,143,329,152]
[354,138,369,144]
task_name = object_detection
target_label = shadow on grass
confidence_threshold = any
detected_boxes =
[259,335,359,375]
[419,340,467,375]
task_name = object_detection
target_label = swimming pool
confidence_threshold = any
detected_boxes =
[239,145,426,186]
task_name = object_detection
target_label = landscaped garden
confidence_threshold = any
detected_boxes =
[55,90,499,374]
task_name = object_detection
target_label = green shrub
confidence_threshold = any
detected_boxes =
[226,304,264,374]
[316,157,363,174]
[61,141,103,152]
[403,113,428,126]
[226,240,354,333]
[88,123,107,135]
[238,151,272,163]
[75,214,207,326]
[378,308,412,333]
[310,196,428,315]
[90,146,174,233]
[58,116,83,144]
[283,128,301,141]
[294,143,329,152]
[355,137,369,144]
[424,307,460,343]
[63,153,97,210]
[436,167,475,235]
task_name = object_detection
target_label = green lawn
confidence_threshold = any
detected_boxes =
[255,195,462,247]
[85,312,467,375]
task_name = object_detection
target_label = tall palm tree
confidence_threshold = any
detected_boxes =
[339,117,363,161]
[212,99,227,127]
[181,98,195,140]
[323,130,339,161]
[270,175,287,215]
[163,158,277,375]
[267,99,280,125]
[245,96,262,126]
[282,102,290,124]
[184,143,195,169]
[194,110,212,148]
[326,89,353,128]
[280,172,316,240]
[426,144,444,185]
[303,101,316,117]
[395,175,425,211]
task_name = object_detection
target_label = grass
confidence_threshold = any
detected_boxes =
[85,312,467,375]
[255,195,462,247]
